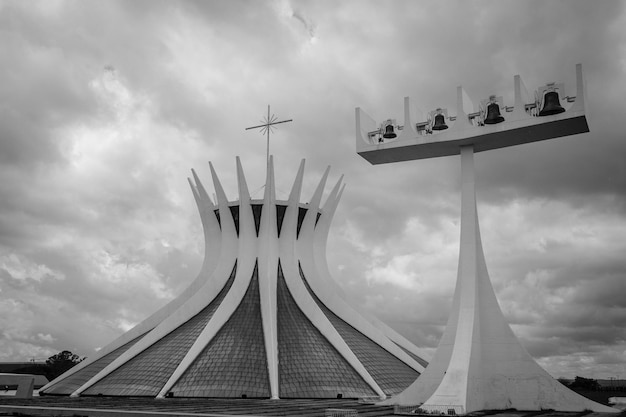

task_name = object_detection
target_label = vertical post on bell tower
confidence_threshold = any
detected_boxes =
[417,144,495,413]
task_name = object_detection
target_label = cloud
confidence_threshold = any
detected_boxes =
[290,9,317,40]
[0,0,624,381]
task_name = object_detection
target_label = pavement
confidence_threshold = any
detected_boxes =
[0,396,623,417]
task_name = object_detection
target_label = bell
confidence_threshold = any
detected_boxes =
[432,113,448,131]
[382,123,397,139]
[484,102,505,124]
[538,91,565,116]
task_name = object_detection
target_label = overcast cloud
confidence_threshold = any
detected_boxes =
[1,0,625,380]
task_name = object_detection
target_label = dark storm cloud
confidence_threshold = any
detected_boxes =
[463,1,626,206]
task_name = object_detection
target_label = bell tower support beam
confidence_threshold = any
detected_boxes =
[385,146,617,413]
[417,145,497,412]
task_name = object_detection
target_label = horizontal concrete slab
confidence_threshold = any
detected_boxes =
[357,113,589,165]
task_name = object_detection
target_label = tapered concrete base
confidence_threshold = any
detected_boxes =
[384,146,618,414]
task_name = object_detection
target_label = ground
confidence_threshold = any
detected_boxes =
[0,396,625,417]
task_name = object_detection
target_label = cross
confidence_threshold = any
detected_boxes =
[245,105,293,164]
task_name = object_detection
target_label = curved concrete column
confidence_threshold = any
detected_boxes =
[71,162,240,397]
[257,156,280,399]
[386,146,618,413]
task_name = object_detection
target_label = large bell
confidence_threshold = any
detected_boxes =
[432,113,448,131]
[538,91,565,116]
[382,123,397,139]
[484,102,505,124]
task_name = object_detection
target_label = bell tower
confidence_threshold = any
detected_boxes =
[356,64,618,414]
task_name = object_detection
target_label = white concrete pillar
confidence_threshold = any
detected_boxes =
[386,146,618,414]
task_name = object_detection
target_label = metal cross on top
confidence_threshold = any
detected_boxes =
[245,105,293,164]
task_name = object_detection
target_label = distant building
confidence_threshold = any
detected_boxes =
[0,362,44,373]
[0,363,48,388]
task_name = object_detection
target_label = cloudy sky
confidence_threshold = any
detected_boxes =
[1,0,625,380]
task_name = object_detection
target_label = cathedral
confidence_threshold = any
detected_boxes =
[40,157,427,399]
